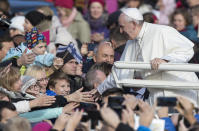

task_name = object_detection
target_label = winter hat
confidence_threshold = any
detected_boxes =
[54,0,74,9]
[121,8,143,21]
[55,27,76,46]
[56,43,82,64]
[56,49,75,64]
[25,27,46,49]
[25,11,46,26]
[9,16,25,32]
[21,75,37,93]
[88,0,105,7]
[32,122,52,131]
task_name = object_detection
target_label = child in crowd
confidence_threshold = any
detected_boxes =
[1,27,62,67]
[46,72,70,96]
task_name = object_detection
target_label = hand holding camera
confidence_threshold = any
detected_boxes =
[176,96,196,125]
[100,103,120,129]
[137,100,154,127]
[123,94,138,110]
[121,105,135,129]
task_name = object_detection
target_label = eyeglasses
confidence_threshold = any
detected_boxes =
[29,84,39,90]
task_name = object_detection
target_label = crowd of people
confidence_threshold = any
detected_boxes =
[0,0,199,130]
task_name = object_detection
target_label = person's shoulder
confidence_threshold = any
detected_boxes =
[148,23,175,31]
[148,23,178,35]
[75,12,90,26]
[75,11,86,22]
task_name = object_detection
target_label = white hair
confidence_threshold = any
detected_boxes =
[93,41,113,56]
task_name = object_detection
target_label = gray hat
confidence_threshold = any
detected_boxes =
[21,75,37,93]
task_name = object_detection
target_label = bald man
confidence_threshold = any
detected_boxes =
[93,41,114,64]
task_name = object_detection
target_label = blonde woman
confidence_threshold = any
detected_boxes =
[0,67,56,113]
[25,65,48,94]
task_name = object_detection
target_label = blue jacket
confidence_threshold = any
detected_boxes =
[2,43,54,67]
[138,126,151,131]
[180,25,199,44]
[46,90,57,96]
[161,117,176,131]
[19,107,62,123]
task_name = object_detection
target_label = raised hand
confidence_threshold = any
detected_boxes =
[100,104,120,129]
[53,57,64,70]
[176,96,196,125]
[17,49,35,66]
[137,100,154,127]
[65,87,94,103]
[122,105,135,129]
[123,94,138,110]
[65,109,84,131]
[62,102,80,114]
[30,95,56,108]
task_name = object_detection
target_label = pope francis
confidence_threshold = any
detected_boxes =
[97,8,199,105]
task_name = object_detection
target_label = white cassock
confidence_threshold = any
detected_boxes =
[98,22,199,105]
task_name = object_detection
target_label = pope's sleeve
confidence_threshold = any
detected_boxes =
[97,72,117,94]
[97,41,131,94]
[161,26,194,63]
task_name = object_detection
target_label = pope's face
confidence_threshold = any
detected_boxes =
[119,14,137,40]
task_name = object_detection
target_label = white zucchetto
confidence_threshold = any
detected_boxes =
[121,8,143,21]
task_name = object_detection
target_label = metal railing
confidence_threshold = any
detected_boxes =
[112,61,199,89]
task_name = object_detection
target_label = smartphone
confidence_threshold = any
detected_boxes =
[108,96,125,109]
[78,102,97,112]
[108,96,125,118]
[81,110,102,122]
[157,97,177,107]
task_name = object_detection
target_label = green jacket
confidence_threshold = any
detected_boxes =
[67,11,91,43]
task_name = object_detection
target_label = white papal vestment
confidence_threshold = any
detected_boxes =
[97,22,199,106]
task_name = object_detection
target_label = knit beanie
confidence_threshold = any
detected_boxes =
[25,11,46,26]
[9,16,25,32]
[54,0,74,9]
[25,27,46,49]
[21,75,37,93]
[88,0,105,7]
[56,49,75,64]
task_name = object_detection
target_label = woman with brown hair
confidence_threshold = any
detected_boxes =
[170,8,199,44]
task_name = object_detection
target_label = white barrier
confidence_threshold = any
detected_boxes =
[112,61,199,89]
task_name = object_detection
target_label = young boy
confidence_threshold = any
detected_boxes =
[46,72,70,96]
[1,27,62,67]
